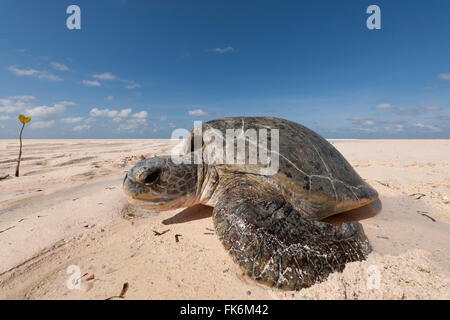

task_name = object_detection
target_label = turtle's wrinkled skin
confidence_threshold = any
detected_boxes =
[123,117,378,290]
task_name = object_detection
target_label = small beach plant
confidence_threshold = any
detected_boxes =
[15,114,32,177]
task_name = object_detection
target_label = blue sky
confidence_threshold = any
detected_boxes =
[0,0,449,138]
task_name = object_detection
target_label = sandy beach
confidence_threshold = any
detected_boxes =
[0,139,449,300]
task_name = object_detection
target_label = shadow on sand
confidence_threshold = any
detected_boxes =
[162,204,213,225]
[323,199,382,225]
[162,199,382,226]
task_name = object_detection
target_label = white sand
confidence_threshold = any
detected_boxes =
[0,139,449,299]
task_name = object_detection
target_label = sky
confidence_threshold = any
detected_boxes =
[0,0,449,139]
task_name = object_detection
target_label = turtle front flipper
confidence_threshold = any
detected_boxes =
[213,191,371,290]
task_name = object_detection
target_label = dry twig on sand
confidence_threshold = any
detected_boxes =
[105,282,129,300]
[0,226,15,234]
[417,211,436,222]
[153,229,170,236]
[410,193,426,200]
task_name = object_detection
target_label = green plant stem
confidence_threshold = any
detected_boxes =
[15,124,25,177]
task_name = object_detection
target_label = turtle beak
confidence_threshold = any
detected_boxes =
[122,172,138,198]
[122,172,175,204]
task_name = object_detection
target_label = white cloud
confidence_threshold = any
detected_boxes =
[90,108,116,117]
[0,116,11,121]
[125,81,141,89]
[438,73,450,81]
[411,122,441,132]
[0,96,29,113]
[396,106,419,116]
[51,62,69,71]
[374,104,393,110]
[118,108,132,117]
[0,96,72,123]
[71,117,95,131]
[132,111,148,119]
[423,106,441,111]
[188,109,209,117]
[27,104,66,119]
[105,96,114,101]
[89,107,147,130]
[7,95,35,100]
[349,115,443,134]
[38,73,63,81]
[8,66,63,81]
[374,104,420,116]
[92,72,118,80]
[73,124,91,132]
[348,117,376,126]
[8,66,38,76]
[55,101,76,107]
[348,117,378,133]
[61,117,83,124]
[118,118,147,132]
[87,72,140,89]
[30,120,55,129]
[393,124,404,132]
[212,46,235,54]
[25,101,74,119]
[90,108,132,118]
[82,79,101,87]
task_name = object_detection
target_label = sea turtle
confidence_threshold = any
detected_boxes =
[123,117,378,290]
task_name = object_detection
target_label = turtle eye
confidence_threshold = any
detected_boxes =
[139,169,161,185]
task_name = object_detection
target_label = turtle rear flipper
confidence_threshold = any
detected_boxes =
[213,190,371,290]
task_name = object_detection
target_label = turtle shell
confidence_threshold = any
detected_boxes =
[187,117,378,219]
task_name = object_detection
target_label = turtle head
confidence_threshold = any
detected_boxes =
[123,156,199,210]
